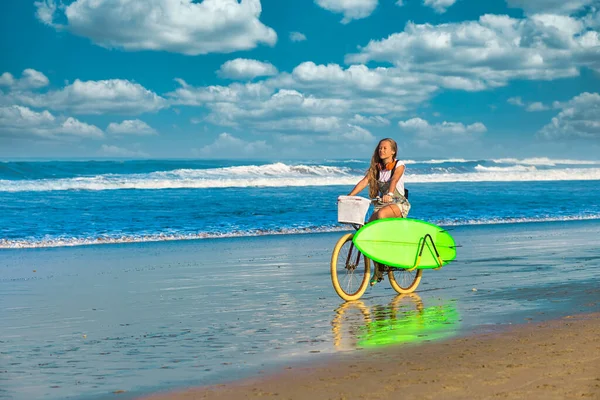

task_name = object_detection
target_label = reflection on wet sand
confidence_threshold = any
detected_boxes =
[332,294,460,350]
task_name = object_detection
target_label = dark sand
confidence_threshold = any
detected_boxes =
[142,313,600,400]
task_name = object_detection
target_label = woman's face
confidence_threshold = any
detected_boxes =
[378,140,395,160]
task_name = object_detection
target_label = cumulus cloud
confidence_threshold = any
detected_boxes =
[505,0,595,15]
[0,69,49,90]
[526,102,550,111]
[107,119,157,135]
[168,62,440,137]
[289,31,307,42]
[8,79,166,115]
[337,124,375,142]
[194,132,272,158]
[538,92,600,139]
[398,117,487,143]
[34,0,277,55]
[507,97,525,106]
[34,0,58,26]
[254,116,343,132]
[166,59,466,146]
[99,144,149,158]
[508,96,552,111]
[314,0,379,24]
[349,114,391,126]
[0,105,104,139]
[217,58,278,80]
[423,0,457,13]
[346,13,600,89]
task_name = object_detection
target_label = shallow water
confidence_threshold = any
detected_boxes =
[1,220,599,399]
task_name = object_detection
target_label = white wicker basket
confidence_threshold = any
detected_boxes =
[337,196,371,225]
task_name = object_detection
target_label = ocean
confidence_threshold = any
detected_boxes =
[2,157,600,399]
[1,157,599,248]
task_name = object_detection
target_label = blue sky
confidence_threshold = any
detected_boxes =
[1,0,599,160]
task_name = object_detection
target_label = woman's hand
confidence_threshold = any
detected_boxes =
[382,193,393,203]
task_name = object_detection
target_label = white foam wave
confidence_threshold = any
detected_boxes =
[0,226,348,249]
[405,158,477,164]
[2,164,600,192]
[439,214,600,226]
[408,168,600,183]
[3,215,599,249]
[474,165,537,172]
[492,157,600,166]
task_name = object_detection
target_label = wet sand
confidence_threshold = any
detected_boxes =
[2,220,600,399]
[142,313,600,400]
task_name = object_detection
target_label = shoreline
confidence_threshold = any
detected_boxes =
[3,219,599,400]
[3,217,600,250]
[140,313,600,400]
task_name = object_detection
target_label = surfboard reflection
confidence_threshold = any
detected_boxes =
[332,295,461,351]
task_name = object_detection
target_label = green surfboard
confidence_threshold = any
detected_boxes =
[352,218,456,269]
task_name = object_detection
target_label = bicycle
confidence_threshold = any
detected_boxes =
[330,194,423,301]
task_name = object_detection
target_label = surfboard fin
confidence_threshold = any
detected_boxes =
[412,233,445,270]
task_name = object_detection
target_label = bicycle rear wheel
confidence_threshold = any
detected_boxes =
[388,267,423,294]
[331,233,371,301]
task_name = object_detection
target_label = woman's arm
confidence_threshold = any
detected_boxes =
[348,175,368,196]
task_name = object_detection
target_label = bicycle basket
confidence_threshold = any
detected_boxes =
[337,196,371,225]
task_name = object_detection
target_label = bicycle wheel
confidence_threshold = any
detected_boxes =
[331,233,371,301]
[388,267,423,294]
[331,300,371,350]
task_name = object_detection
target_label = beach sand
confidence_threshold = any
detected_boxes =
[2,220,600,399]
[142,313,600,400]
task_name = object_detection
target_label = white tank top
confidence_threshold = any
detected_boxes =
[377,160,405,195]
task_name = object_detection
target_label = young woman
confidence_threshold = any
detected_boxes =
[347,137,411,284]
[347,137,410,221]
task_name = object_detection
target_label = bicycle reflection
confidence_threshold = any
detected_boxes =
[332,294,460,351]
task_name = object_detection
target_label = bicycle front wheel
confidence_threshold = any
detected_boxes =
[331,233,371,301]
[388,267,423,294]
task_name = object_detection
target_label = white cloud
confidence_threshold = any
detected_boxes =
[107,119,157,135]
[0,73,15,87]
[34,0,58,26]
[526,102,550,111]
[288,62,437,104]
[423,0,457,14]
[194,132,272,157]
[254,116,343,132]
[290,31,307,42]
[168,62,443,138]
[398,117,487,143]
[0,105,103,139]
[508,96,525,106]
[538,92,600,139]
[0,69,49,90]
[8,79,166,115]
[338,124,375,142]
[99,144,149,158]
[217,58,278,80]
[505,0,595,15]
[508,97,551,111]
[349,114,391,126]
[346,13,599,89]
[35,0,277,55]
[315,0,379,24]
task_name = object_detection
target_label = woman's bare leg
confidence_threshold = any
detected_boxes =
[369,204,402,221]
[368,204,403,284]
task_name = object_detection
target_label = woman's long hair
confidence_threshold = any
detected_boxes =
[367,138,398,198]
